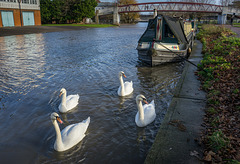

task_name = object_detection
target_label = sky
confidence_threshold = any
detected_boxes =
[101,0,221,5]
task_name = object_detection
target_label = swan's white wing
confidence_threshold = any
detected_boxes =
[143,100,156,125]
[143,100,155,109]
[123,81,133,95]
[61,124,75,137]
[149,100,155,108]
[58,103,62,110]
[61,117,90,148]
[66,94,79,110]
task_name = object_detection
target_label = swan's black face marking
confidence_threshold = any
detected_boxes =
[59,89,65,97]
[55,115,63,124]
[139,95,148,104]
[121,72,126,78]
[139,95,146,101]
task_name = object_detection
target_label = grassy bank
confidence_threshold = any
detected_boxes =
[233,23,240,28]
[196,25,240,163]
[42,24,116,28]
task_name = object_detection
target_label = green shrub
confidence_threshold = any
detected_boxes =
[210,116,220,127]
[207,107,217,114]
[209,90,221,97]
[208,130,229,152]
[203,80,212,90]
[226,160,240,164]
[233,89,239,94]
[207,98,220,105]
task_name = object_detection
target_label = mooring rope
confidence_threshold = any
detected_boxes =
[157,41,207,73]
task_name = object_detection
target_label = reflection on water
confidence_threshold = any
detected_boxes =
[137,128,146,143]
[0,23,184,164]
[0,34,46,95]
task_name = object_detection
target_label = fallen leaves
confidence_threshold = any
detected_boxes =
[190,150,201,160]
[168,119,186,132]
[197,25,240,163]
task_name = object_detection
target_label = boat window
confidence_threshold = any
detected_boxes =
[164,24,174,38]
[162,23,178,43]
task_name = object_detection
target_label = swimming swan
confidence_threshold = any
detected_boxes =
[59,88,79,113]
[135,94,156,127]
[50,112,90,152]
[117,71,133,96]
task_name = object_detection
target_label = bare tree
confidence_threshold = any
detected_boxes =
[220,0,234,6]
[118,0,140,23]
[232,0,240,8]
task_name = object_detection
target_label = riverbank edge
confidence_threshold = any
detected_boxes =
[144,40,206,164]
[0,25,114,37]
[0,26,85,37]
[0,24,131,37]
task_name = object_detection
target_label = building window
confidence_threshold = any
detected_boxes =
[30,0,37,4]
[0,0,17,2]
[0,0,37,4]
[22,0,29,4]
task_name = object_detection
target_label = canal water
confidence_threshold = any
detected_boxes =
[0,23,184,164]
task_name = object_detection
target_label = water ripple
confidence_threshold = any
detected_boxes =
[0,23,184,163]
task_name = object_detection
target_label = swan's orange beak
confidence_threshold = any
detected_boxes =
[143,100,149,104]
[123,74,127,78]
[57,117,63,124]
[59,92,63,97]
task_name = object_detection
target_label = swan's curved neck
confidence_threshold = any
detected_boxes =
[119,75,125,95]
[61,92,67,106]
[137,100,144,121]
[52,120,63,150]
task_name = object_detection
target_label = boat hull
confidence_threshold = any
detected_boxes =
[136,15,196,66]
[137,48,189,66]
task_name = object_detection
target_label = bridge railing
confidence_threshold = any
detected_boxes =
[118,2,223,13]
[97,7,114,15]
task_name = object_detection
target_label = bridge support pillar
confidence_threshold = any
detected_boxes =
[153,9,157,18]
[218,14,227,24]
[113,6,120,25]
[95,10,99,24]
[218,7,228,24]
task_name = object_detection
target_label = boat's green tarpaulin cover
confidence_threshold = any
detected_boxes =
[138,15,188,44]
[163,15,188,44]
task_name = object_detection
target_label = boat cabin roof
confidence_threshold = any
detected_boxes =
[138,15,188,44]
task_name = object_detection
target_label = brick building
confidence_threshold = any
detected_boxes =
[0,0,41,27]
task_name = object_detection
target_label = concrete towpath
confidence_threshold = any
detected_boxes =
[145,40,206,164]
[224,25,240,37]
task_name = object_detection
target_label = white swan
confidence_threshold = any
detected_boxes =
[50,112,90,152]
[58,88,79,113]
[135,94,156,127]
[117,71,134,96]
